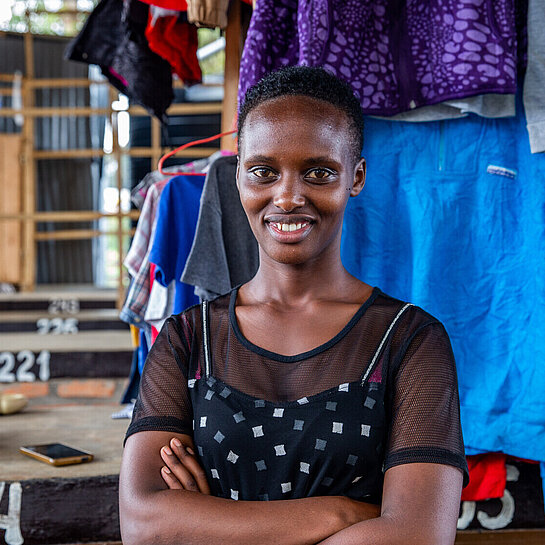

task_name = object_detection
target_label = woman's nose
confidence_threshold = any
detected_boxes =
[272,177,306,212]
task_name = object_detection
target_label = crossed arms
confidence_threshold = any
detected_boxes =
[119,431,463,545]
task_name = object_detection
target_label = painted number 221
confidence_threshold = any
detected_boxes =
[0,351,51,382]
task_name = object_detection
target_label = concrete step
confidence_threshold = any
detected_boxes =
[1,377,129,404]
[0,331,133,388]
[0,330,132,353]
[0,403,128,544]
[1,404,544,544]
[0,286,117,312]
[0,309,128,333]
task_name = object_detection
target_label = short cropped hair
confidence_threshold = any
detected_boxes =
[238,66,364,164]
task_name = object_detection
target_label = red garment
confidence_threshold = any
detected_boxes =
[145,13,202,85]
[150,263,159,344]
[139,0,187,9]
[461,453,506,501]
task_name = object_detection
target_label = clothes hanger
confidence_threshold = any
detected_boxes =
[158,129,237,176]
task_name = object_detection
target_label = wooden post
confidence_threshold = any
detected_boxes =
[20,31,36,292]
[151,117,162,172]
[221,0,243,152]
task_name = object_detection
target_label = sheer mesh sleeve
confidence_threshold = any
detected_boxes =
[124,314,195,443]
[384,321,469,487]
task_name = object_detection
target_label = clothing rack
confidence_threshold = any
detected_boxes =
[0,0,245,305]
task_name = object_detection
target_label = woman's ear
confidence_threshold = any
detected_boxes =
[350,157,366,197]
[236,156,240,191]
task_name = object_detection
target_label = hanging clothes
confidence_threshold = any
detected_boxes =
[120,179,169,328]
[181,155,259,300]
[523,0,545,152]
[462,453,507,502]
[65,0,174,121]
[149,173,206,314]
[239,0,519,117]
[340,91,545,463]
[186,0,230,29]
[145,8,202,84]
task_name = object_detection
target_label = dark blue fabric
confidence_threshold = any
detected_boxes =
[341,97,545,463]
[138,328,149,376]
[150,174,205,314]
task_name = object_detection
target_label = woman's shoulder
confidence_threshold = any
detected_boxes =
[168,290,234,329]
[370,287,448,338]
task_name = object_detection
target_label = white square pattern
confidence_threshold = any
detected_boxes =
[281,482,292,493]
[227,450,239,464]
[332,422,343,434]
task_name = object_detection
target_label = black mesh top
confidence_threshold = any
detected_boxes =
[126,287,469,502]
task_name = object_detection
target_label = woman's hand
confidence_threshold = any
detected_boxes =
[160,437,211,494]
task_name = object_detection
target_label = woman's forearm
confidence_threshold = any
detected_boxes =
[318,513,457,545]
[121,489,380,545]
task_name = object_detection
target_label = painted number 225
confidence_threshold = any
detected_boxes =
[0,351,51,382]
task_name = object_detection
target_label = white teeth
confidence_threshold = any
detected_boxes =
[272,221,310,232]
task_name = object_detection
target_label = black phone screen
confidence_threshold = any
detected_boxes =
[25,443,89,458]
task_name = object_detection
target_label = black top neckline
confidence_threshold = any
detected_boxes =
[228,286,381,363]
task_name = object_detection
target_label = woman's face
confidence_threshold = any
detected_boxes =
[237,95,365,267]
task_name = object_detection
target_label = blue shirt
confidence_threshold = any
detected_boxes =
[341,94,545,464]
[150,174,205,314]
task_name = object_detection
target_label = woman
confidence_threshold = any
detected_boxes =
[119,66,469,545]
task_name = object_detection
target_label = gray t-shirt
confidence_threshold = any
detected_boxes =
[181,155,259,299]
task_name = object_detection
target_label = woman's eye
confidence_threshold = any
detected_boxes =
[306,168,333,180]
[249,167,275,178]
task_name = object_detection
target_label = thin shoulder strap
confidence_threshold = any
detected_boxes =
[201,300,212,378]
[361,302,414,385]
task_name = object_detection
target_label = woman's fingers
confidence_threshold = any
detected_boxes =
[170,438,211,495]
[160,465,183,489]
[160,445,201,492]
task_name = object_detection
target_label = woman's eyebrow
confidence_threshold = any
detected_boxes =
[302,156,340,166]
[243,154,275,164]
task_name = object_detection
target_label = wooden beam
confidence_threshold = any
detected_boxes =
[35,228,135,241]
[0,106,112,117]
[129,102,222,116]
[30,146,215,160]
[221,0,242,152]
[151,117,162,173]
[128,146,214,158]
[455,529,545,544]
[21,31,35,292]
[28,78,110,88]
[0,210,140,222]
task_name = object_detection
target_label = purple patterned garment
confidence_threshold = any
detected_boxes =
[238,0,517,115]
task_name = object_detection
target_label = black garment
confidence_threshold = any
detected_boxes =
[126,288,469,502]
[181,155,259,300]
[65,0,173,121]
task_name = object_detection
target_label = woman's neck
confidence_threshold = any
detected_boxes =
[241,248,363,308]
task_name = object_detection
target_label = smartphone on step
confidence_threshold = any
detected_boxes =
[19,443,94,466]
